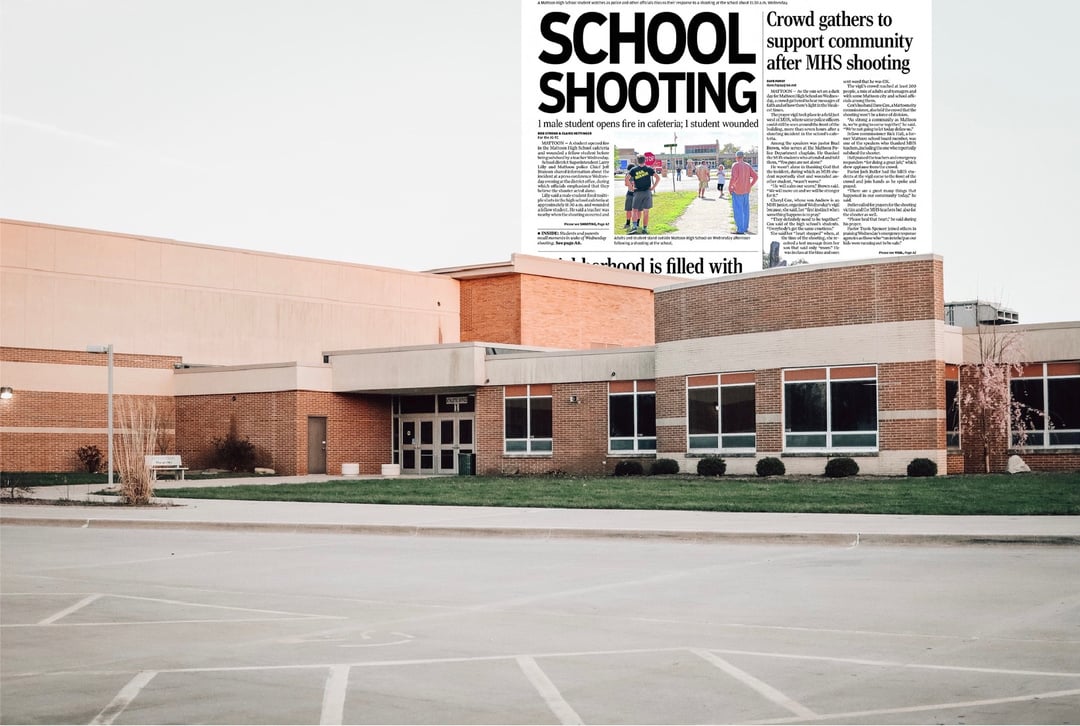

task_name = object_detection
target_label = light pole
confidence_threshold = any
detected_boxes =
[87,344,114,490]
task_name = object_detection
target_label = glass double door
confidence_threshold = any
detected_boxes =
[400,416,473,474]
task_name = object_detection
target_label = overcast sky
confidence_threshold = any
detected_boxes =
[1,0,1076,323]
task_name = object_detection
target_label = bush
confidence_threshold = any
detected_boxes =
[756,457,785,476]
[613,460,644,476]
[212,428,257,472]
[76,444,103,474]
[907,457,938,477]
[650,458,680,475]
[696,457,727,476]
[824,457,859,478]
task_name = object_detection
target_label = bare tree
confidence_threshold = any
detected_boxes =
[114,397,160,505]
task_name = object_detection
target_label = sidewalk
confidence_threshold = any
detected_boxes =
[2,474,1077,546]
[657,172,759,237]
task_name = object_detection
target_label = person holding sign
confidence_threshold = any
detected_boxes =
[729,150,758,234]
[625,155,659,235]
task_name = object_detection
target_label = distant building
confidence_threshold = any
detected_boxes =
[945,300,1020,327]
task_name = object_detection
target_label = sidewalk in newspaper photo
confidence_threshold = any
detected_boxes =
[615,170,759,237]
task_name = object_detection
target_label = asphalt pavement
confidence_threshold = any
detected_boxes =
[2,474,1077,546]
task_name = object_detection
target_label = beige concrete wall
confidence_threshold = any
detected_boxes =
[959,322,1080,363]
[173,363,333,396]
[655,320,944,378]
[0,360,174,396]
[1,220,461,365]
[484,348,655,386]
[329,344,488,392]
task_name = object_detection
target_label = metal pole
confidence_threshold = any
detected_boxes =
[107,343,114,490]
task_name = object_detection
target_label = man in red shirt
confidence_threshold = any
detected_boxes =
[728,150,758,235]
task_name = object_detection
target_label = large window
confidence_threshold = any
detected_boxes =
[609,380,656,452]
[687,373,756,451]
[945,365,960,448]
[504,384,553,453]
[1010,362,1080,447]
[784,366,878,450]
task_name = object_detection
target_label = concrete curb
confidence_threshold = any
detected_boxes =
[4,516,1078,547]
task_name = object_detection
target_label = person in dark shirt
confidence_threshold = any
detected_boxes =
[624,155,659,234]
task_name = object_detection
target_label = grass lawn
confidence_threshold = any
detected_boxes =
[154,473,1080,516]
[613,190,698,235]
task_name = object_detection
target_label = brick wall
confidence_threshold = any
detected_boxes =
[2,347,181,369]
[297,392,392,475]
[460,276,522,344]
[176,392,298,473]
[475,382,643,476]
[756,369,783,453]
[655,258,944,343]
[0,347,181,472]
[459,274,655,349]
[176,391,392,476]
[520,275,655,348]
[0,390,176,472]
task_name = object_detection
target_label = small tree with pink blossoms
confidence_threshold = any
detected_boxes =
[957,325,1032,474]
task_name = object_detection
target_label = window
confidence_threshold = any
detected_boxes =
[687,373,756,451]
[1010,362,1080,447]
[945,365,960,448]
[783,366,877,450]
[504,384,552,453]
[609,381,656,452]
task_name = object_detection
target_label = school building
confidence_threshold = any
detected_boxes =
[1,219,1078,477]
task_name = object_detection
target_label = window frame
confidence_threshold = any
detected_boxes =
[686,373,756,453]
[503,384,553,454]
[1010,362,1080,448]
[945,364,961,449]
[608,380,657,453]
[783,366,879,452]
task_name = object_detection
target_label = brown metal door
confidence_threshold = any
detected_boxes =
[307,416,327,474]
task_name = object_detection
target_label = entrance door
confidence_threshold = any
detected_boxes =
[307,416,327,474]
[401,416,473,474]
[438,417,474,474]
[400,418,435,474]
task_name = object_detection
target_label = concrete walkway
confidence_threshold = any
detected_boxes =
[2,474,1077,546]
[659,172,760,236]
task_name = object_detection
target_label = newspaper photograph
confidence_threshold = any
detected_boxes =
[521,0,931,277]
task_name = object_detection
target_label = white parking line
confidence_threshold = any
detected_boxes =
[751,687,1080,725]
[89,670,157,725]
[692,648,818,719]
[517,656,584,725]
[319,665,350,726]
[37,593,102,625]
[709,647,1080,678]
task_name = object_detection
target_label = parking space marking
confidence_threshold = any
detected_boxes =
[709,647,1080,678]
[3,591,343,626]
[319,665,350,726]
[751,687,1080,725]
[36,593,102,625]
[89,670,157,725]
[692,648,818,719]
[517,656,584,725]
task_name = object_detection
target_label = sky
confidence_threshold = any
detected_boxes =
[1,0,1077,324]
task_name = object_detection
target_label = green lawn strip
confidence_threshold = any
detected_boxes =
[154,473,1080,515]
[613,191,698,235]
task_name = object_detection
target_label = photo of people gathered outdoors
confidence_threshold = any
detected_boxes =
[614,141,758,237]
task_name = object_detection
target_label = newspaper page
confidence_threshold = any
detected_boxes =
[522,0,931,276]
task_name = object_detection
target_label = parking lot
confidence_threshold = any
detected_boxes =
[2,524,1078,724]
